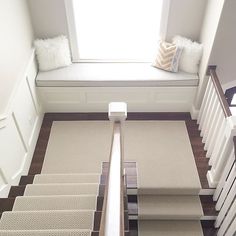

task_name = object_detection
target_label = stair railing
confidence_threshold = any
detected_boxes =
[214,136,236,235]
[198,67,236,235]
[197,66,233,188]
[99,103,127,236]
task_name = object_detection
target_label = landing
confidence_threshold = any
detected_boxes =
[42,121,201,194]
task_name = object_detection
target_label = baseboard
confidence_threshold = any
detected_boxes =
[22,113,44,175]
[190,104,199,120]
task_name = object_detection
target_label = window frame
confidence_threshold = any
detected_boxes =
[64,0,171,63]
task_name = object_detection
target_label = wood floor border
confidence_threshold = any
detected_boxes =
[29,112,191,175]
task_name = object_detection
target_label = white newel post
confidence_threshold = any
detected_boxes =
[207,116,236,188]
[108,102,127,123]
[108,101,127,172]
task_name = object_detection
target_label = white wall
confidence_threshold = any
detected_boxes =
[0,0,43,197]
[27,0,206,44]
[165,0,207,42]
[27,0,68,39]
[209,0,236,91]
[193,0,225,109]
[0,0,34,115]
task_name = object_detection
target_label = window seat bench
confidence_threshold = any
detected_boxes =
[36,63,199,87]
[35,63,199,113]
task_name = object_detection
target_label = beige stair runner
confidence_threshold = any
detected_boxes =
[24,183,99,196]
[33,173,101,184]
[13,195,97,211]
[0,229,91,236]
[0,121,206,235]
[0,173,100,236]
[139,220,204,236]
[138,195,203,220]
[0,210,94,230]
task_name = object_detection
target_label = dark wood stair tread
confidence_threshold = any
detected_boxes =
[8,186,26,198]
[19,175,35,185]
[200,195,218,216]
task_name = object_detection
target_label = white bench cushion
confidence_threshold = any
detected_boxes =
[36,63,199,87]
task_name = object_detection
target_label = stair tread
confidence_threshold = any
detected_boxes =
[0,210,94,230]
[33,174,100,184]
[24,183,99,196]
[138,195,203,220]
[0,198,15,212]
[13,195,97,211]
[0,229,91,236]
[139,220,203,236]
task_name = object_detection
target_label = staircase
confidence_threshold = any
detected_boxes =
[0,104,220,235]
[137,189,204,235]
[126,119,218,236]
[0,173,103,235]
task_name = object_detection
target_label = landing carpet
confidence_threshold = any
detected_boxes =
[41,121,201,193]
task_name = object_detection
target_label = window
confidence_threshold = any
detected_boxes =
[225,87,236,107]
[66,0,167,62]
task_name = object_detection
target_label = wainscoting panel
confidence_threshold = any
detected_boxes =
[26,58,41,114]
[0,115,26,184]
[0,52,43,197]
[13,79,38,148]
[38,86,197,112]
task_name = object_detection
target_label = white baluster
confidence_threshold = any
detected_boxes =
[198,82,214,131]
[209,119,227,166]
[204,103,221,150]
[215,163,236,210]
[197,78,211,125]
[224,211,236,236]
[200,85,215,137]
[206,109,224,158]
[207,138,232,187]
[214,149,235,201]
[202,92,218,143]
[215,179,236,228]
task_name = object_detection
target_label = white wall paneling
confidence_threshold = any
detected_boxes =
[0,55,43,197]
[38,86,197,112]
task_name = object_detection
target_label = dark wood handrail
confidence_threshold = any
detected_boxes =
[99,122,125,236]
[209,67,232,118]
[233,136,236,162]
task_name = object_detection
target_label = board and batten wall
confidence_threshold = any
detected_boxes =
[0,0,43,197]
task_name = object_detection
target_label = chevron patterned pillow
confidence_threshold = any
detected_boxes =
[153,41,183,72]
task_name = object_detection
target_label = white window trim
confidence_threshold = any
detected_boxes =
[64,0,80,61]
[64,0,171,63]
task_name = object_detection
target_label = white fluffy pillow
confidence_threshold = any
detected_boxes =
[34,35,72,71]
[173,35,203,74]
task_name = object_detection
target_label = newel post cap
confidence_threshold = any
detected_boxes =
[108,102,127,122]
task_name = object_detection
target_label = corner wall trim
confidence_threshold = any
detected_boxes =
[0,115,7,129]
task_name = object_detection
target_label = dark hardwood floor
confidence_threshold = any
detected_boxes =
[1,112,217,235]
